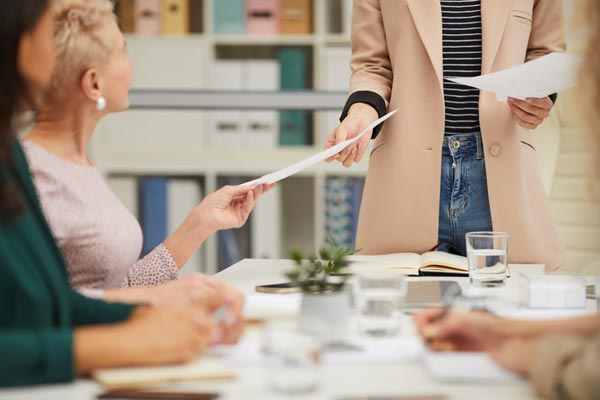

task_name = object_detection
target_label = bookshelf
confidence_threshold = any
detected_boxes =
[94,0,362,274]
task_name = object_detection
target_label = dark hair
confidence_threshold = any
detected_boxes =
[0,0,50,215]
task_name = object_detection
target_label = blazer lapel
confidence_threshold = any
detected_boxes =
[406,0,443,85]
[481,0,514,74]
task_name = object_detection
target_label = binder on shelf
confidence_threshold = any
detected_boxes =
[217,177,251,271]
[325,177,364,249]
[116,0,136,33]
[214,0,245,34]
[139,177,168,256]
[278,47,311,146]
[280,0,312,35]
[342,0,353,36]
[189,0,204,33]
[135,0,162,35]
[321,46,351,91]
[246,0,280,35]
[168,178,204,275]
[162,0,190,35]
[210,60,245,148]
[245,60,280,149]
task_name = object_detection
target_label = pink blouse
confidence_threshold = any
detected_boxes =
[22,140,179,299]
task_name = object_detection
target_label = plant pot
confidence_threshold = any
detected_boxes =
[299,290,350,344]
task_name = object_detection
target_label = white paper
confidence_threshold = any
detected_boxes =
[447,52,583,102]
[423,351,522,383]
[242,109,398,186]
[243,293,302,320]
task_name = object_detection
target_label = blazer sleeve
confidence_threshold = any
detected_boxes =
[531,333,600,400]
[339,0,392,137]
[526,0,567,62]
[0,330,75,387]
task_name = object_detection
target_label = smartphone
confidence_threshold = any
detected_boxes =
[97,390,219,400]
[255,282,301,294]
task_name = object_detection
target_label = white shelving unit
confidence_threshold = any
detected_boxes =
[92,0,364,274]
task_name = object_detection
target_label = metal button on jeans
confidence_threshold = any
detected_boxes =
[452,140,460,149]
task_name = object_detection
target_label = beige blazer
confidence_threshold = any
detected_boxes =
[351,0,566,269]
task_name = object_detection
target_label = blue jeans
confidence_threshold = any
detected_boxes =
[437,134,493,256]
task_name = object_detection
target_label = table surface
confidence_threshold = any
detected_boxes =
[0,260,593,400]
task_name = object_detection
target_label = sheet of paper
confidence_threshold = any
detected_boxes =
[447,52,583,102]
[242,109,398,186]
[211,335,425,367]
[243,293,302,320]
[423,351,522,383]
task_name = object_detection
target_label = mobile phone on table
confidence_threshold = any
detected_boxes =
[97,390,219,399]
[255,282,301,294]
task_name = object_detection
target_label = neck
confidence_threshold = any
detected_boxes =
[27,104,100,166]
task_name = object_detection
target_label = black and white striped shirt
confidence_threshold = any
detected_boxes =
[441,0,482,136]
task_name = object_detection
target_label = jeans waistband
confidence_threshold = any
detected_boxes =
[442,134,484,159]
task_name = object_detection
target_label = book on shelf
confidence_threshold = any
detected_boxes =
[139,177,169,256]
[135,0,162,35]
[346,252,472,277]
[189,0,204,33]
[161,0,190,35]
[251,184,282,259]
[115,0,136,33]
[278,47,311,146]
[217,177,252,271]
[246,0,280,35]
[320,46,351,143]
[280,0,312,35]
[325,177,363,249]
[168,178,205,275]
[214,0,245,34]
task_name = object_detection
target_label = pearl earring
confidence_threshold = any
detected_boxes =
[96,96,106,111]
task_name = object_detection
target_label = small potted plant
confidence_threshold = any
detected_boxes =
[286,238,356,344]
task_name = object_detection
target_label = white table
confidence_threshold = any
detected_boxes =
[0,260,593,400]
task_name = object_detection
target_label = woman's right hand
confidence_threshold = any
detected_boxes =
[324,103,379,168]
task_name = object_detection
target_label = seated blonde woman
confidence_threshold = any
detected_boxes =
[23,0,270,331]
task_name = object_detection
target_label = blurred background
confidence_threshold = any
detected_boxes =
[96,0,599,275]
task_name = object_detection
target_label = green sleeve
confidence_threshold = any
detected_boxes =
[69,290,135,326]
[0,330,74,387]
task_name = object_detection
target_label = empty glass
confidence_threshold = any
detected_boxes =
[356,272,408,336]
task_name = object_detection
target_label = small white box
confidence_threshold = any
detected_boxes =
[519,273,587,309]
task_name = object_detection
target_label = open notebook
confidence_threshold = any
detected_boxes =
[93,358,235,390]
[346,251,470,277]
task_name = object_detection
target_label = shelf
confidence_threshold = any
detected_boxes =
[98,147,370,177]
[323,34,351,45]
[212,34,316,46]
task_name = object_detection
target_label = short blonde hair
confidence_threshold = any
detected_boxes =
[49,0,116,101]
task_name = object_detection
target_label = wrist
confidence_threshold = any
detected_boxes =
[348,103,378,120]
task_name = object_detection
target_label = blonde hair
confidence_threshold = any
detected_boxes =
[48,0,116,101]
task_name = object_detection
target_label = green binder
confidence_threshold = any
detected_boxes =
[214,0,244,34]
[278,47,311,146]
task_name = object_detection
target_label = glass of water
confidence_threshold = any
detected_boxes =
[356,272,407,336]
[466,232,510,288]
[262,320,322,394]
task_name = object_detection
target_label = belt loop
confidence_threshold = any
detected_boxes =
[476,134,484,160]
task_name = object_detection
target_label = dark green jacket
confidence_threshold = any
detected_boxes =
[0,140,134,387]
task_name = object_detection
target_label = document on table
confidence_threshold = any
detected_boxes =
[423,351,522,383]
[447,52,583,102]
[242,109,398,186]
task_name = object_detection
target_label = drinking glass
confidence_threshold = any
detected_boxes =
[466,232,509,288]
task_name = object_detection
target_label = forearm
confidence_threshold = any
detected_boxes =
[104,287,152,305]
[163,214,213,268]
[498,316,600,338]
[73,312,146,376]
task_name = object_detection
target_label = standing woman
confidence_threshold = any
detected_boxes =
[326,0,565,269]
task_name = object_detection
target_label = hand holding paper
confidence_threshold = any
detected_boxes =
[242,109,398,187]
[447,52,582,102]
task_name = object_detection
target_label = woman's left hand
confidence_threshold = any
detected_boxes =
[193,183,274,234]
[508,97,553,130]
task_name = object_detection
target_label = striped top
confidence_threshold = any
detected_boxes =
[441,0,482,135]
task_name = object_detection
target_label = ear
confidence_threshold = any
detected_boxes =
[80,68,103,102]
